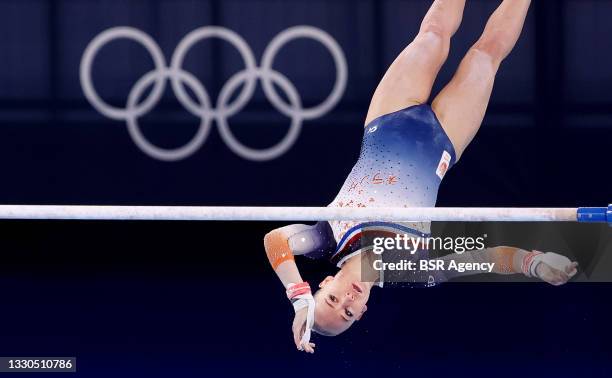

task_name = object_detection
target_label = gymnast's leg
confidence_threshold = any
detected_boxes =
[365,0,466,126]
[432,0,531,160]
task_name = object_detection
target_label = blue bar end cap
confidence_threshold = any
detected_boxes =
[577,207,608,223]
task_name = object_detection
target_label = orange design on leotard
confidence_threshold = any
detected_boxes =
[492,246,519,274]
[264,230,295,270]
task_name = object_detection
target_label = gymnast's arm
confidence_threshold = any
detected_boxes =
[436,246,578,286]
[264,223,337,352]
[264,222,336,286]
[264,225,306,287]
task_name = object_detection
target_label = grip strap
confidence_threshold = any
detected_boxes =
[286,282,316,348]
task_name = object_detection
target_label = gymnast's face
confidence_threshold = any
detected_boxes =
[313,274,370,336]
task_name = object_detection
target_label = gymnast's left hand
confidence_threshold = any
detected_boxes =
[292,308,316,354]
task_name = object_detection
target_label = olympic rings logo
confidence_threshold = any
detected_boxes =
[80,26,348,161]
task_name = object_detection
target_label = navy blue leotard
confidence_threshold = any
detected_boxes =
[326,104,456,264]
[287,105,457,286]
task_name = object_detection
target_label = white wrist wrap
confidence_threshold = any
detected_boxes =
[523,250,574,278]
[286,283,316,349]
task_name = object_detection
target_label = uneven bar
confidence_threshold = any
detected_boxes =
[0,205,595,222]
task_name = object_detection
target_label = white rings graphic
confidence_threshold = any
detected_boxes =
[80,25,348,161]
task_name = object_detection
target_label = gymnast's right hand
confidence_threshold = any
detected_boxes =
[535,258,578,286]
[292,307,316,353]
[530,251,579,286]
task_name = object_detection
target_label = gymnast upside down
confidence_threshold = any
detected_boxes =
[264,0,578,353]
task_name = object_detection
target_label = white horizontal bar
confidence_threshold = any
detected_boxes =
[0,205,579,222]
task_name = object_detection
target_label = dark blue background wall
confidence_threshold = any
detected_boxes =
[0,0,610,377]
[0,0,609,207]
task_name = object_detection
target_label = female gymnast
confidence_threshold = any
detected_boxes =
[264,0,578,353]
